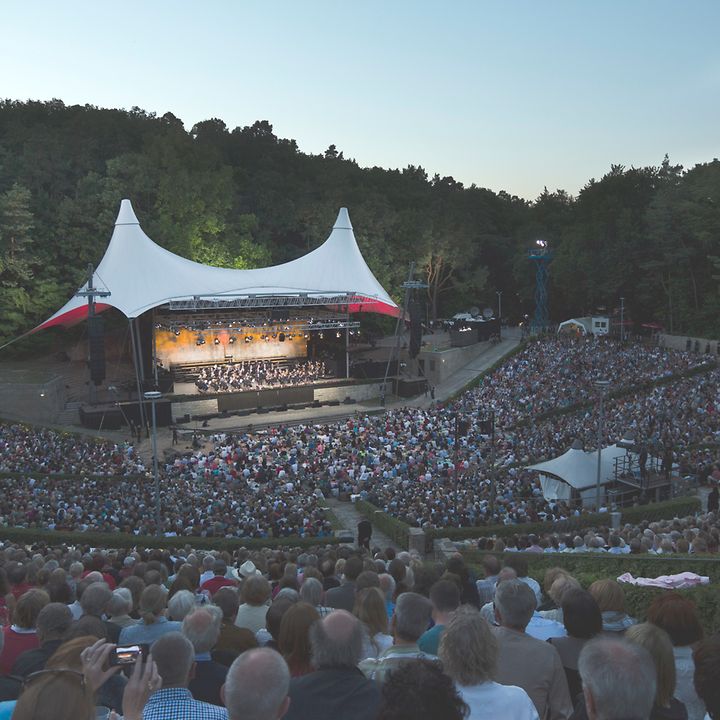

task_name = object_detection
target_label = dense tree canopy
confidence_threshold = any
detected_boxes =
[0,100,718,345]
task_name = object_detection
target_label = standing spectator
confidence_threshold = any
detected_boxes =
[647,593,705,720]
[577,637,656,720]
[708,485,719,513]
[439,606,538,720]
[418,580,460,655]
[284,610,381,720]
[140,632,227,719]
[492,580,571,720]
[222,647,290,720]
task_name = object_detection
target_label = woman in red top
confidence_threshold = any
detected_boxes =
[0,588,49,674]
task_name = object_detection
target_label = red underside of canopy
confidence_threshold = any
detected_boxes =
[31,303,113,333]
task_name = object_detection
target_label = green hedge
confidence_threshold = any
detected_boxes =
[355,500,411,549]
[0,526,343,552]
[424,496,701,551]
[460,551,720,634]
[354,496,701,553]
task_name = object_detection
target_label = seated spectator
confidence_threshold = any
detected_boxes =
[647,593,705,720]
[504,556,542,607]
[588,579,636,633]
[439,606,538,720]
[360,592,435,683]
[118,585,181,647]
[278,602,320,677]
[235,576,271,633]
[354,587,393,660]
[284,610,381,720]
[625,623,689,720]
[418,580,460,655]
[168,589,197,622]
[325,556,364,612]
[538,573,581,622]
[106,588,136,630]
[475,555,501,606]
[492,579,571,720]
[182,605,228,707]
[222,647,291,720]
[377,658,469,720]
[0,589,49,674]
[46,635,126,713]
[140,631,227,719]
[548,589,602,701]
[692,635,720,720]
[577,637,656,720]
[79,583,116,642]
[259,597,296,650]
[200,561,238,598]
[212,587,258,667]
[446,556,480,608]
[11,602,73,678]
[299,577,331,618]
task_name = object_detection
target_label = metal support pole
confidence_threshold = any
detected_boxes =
[620,297,625,343]
[345,314,350,380]
[134,318,146,383]
[595,380,610,510]
[145,391,162,537]
[130,319,146,430]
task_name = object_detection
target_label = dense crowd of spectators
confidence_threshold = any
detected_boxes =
[0,541,716,720]
[195,360,328,393]
[0,336,718,539]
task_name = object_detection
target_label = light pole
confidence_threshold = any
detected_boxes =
[496,291,502,340]
[619,296,625,343]
[594,380,611,511]
[144,390,162,537]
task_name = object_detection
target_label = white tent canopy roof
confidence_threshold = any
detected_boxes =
[526,443,632,492]
[36,200,398,331]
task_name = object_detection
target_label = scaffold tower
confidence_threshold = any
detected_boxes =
[528,241,552,334]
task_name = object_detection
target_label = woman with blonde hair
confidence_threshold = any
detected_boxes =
[588,579,636,633]
[625,623,688,720]
[439,606,538,719]
[354,587,393,659]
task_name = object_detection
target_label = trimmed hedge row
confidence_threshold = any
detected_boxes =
[0,526,343,552]
[460,551,720,634]
[355,500,411,549]
[353,496,702,553]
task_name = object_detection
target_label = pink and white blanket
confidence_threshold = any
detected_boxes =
[617,571,710,589]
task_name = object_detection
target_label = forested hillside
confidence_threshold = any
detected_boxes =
[0,99,718,346]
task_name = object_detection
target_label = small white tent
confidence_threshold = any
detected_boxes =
[526,443,633,506]
[35,201,398,331]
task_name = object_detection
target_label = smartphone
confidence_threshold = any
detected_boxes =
[110,645,142,665]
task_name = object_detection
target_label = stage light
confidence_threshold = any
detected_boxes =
[336,331,341,338]
[319,332,324,339]
[245,336,252,343]
[304,333,309,339]
[228,336,236,344]
[196,336,205,346]
[214,338,220,345]
[173,328,180,336]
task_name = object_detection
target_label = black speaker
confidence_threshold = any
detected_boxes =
[88,316,106,385]
[279,332,285,342]
[409,299,422,358]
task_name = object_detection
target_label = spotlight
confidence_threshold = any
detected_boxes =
[214,338,221,345]
[173,328,180,336]
[304,333,309,339]
[245,336,252,343]
[196,336,205,346]
[319,332,324,339]
[229,336,236,344]
[336,331,341,338]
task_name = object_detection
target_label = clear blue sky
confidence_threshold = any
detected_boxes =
[2,0,718,200]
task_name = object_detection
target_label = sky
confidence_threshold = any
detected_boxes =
[1,0,719,201]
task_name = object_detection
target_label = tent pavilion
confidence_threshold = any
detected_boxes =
[525,441,636,507]
[35,200,399,332]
